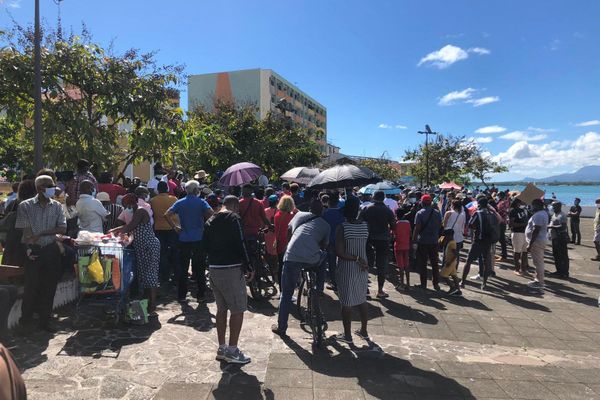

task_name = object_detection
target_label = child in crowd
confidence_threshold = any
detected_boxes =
[440,229,462,296]
[394,208,411,290]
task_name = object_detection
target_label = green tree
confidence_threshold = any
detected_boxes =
[0,24,183,174]
[180,101,321,179]
[468,154,508,188]
[403,134,506,185]
[357,158,399,181]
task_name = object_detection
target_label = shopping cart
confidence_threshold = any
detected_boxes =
[73,243,135,326]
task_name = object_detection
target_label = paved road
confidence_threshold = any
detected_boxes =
[5,219,600,399]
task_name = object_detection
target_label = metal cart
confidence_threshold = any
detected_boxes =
[73,243,134,326]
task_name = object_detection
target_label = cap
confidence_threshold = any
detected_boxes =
[421,194,432,203]
[268,194,279,203]
[96,192,110,202]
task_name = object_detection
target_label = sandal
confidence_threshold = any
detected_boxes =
[354,330,370,341]
[334,333,353,344]
[376,292,389,299]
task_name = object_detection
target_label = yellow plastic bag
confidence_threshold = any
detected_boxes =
[87,251,105,284]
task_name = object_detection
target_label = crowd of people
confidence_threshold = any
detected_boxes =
[1,160,600,366]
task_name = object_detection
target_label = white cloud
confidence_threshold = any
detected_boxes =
[475,125,506,134]
[549,39,561,51]
[493,132,600,173]
[469,47,491,55]
[500,131,547,141]
[418,45,490,69]
[438,88,476,106]
[378,123,407,129]
[418,45,469,69]
[470,136,493,144]
[439,89,499,107]
[466,96,500,107]
[575,120,600,127]
[527,126,556,133]
[0,0,21,8]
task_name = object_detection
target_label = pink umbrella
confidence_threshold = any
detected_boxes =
[219,162,263,186]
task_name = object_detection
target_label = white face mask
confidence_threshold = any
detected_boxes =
[596,204,600,209]
[43,187,56,199]
[144,195,150,202]
[409,198,416,204]
[91,190,97,197]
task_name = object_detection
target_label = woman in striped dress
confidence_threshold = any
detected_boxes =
[334,196,370,344]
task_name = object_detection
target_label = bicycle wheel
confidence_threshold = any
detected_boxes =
[309,285,324,347]
[249,274,263,300]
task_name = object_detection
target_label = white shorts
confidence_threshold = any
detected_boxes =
[511,232,528,253]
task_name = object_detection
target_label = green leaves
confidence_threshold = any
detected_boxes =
[404,134,507,185]
[0,23,183,174]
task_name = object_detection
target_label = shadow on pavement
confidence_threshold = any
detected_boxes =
[166,301,215,332]
[278,335,473,400]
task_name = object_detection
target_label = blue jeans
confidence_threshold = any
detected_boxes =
[277,256,326,332]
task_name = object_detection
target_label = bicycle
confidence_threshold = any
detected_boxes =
[247,229,278,300]
[296,263,327,347]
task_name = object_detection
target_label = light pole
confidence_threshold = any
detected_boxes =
[417,124,438,187]
[33,0,43,171]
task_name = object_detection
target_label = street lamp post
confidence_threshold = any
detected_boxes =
[417,124,438,188]
[33,0,43,171]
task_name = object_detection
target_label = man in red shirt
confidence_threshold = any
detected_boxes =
[239,184,272,240]
[97,172,127,204]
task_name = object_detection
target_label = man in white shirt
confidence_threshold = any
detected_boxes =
[383,194,399,213]
[525,198,548,290]
[147,164,168,196]
[76,180,109,233]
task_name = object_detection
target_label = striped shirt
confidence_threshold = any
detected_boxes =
[15,196,66,248]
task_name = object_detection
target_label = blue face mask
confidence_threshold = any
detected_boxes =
[124,208,134,215]
[91,190,97,197]
[44,187,56,199]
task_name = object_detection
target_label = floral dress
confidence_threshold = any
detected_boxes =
[131,212,160,289]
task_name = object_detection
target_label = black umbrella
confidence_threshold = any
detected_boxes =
[307,164,382,189]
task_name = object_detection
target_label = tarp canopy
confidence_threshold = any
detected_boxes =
[515,183,545,205]
[439,181,462,190]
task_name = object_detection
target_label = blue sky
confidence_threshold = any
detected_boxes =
[2,0,600,180]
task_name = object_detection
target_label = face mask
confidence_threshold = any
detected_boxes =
[596,204,600,209]
[144,195,150,202]
[44,187,56,199]
[409,198,416,204]
[124,208,134,215]
[91,190,97,197]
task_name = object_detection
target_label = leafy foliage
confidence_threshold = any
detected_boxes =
[0,23,183,174]
[404,134,507,185]
[357,158,399,181]
[180,101,322,180]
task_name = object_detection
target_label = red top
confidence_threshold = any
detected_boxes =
[393,220,411,251]
[239,197,267,238]
[97,183,127,204]
[274,210,295,255]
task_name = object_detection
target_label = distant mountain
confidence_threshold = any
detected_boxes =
[522,165,600,183]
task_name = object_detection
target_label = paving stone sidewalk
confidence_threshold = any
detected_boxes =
[4,219,600,399]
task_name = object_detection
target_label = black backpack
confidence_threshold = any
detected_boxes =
[478,210,500,242]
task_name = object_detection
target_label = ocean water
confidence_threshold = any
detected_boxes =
[492,184,600,206]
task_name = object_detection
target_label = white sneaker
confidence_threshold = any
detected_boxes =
[224,348,251,364]
[470,274,481,281]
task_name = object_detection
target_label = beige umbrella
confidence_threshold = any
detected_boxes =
[515,183,544,205]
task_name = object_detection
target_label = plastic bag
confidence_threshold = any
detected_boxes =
[126,299,148,325]
[87,251,105,284]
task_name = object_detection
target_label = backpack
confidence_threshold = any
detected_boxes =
[479,210,500,243]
